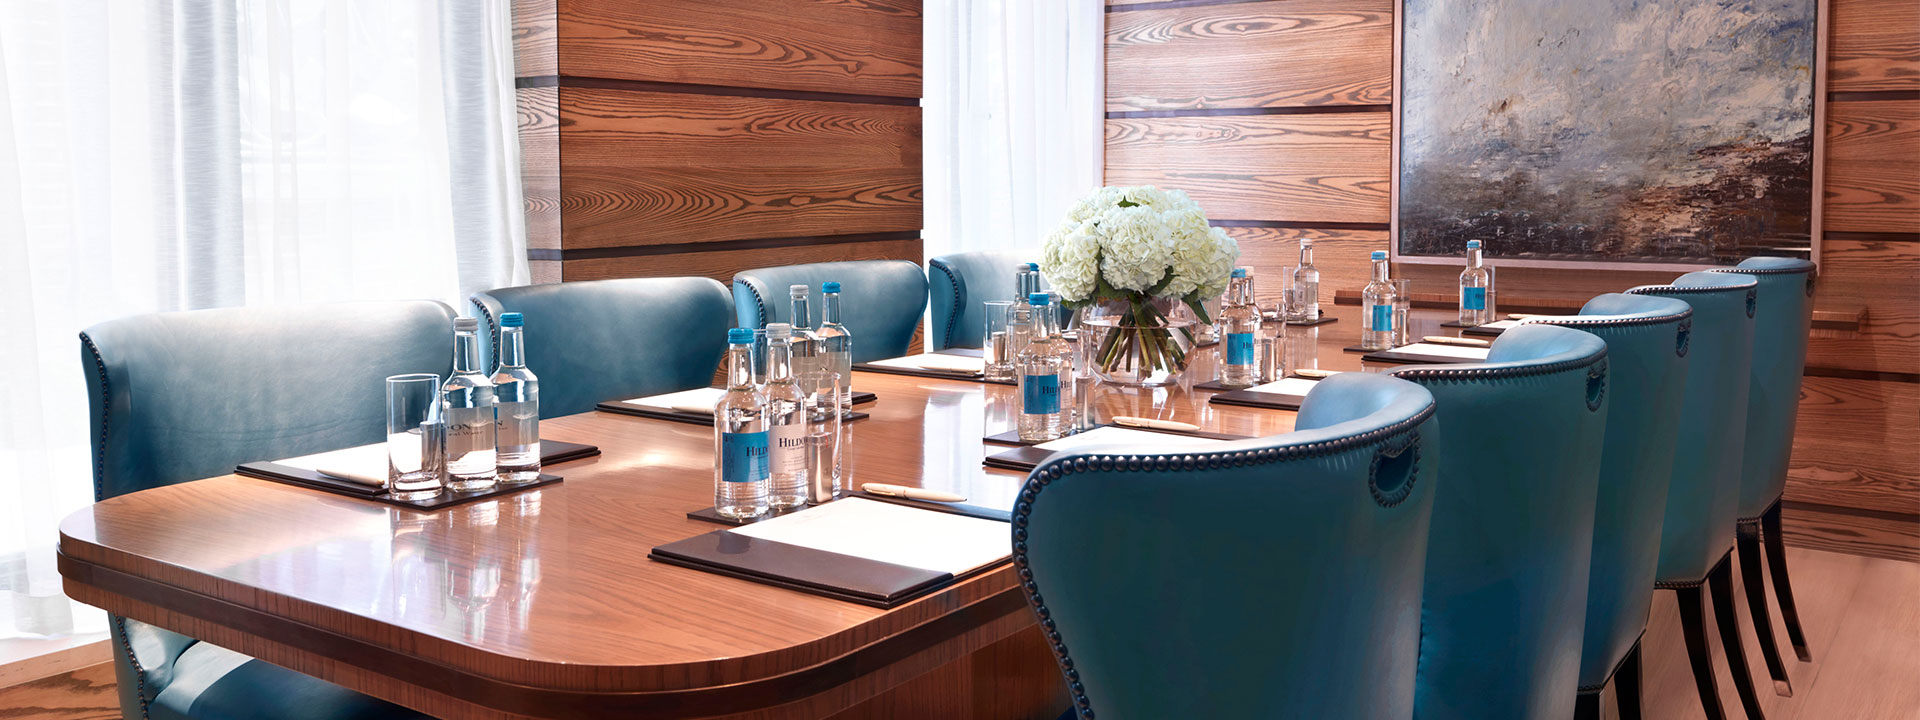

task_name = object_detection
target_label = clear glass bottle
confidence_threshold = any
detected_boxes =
[1293,238,1321,322]
[1220,267,1262,387]
[1361,251,1397,351]
[444,317,499,491]
[787,284,823,396]
[1459,240,1493,326]
[491,312,541,484]
[715,328,770,519]
[1017,292,1072,442]
[761,324,809,509]
[817,281,854,415]
[1016,262,1038,301]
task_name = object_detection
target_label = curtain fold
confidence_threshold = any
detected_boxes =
[0,0,526,644]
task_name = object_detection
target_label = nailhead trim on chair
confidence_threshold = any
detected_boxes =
[79,332,110,504]
[1389,346,1608,384]
[1576,630,1647,693]
[111,616,153,720]
[1524,308,1691,329]
[1012,402,1437,719]
[471,297,499,370]
[930,260,963,349]
[1706,266,1814,275]
[1368,431,1423,508]
[1586,358,1609,413]
[736,280,769,328]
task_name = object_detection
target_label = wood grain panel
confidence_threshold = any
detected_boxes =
[1828,0,1920,93]
[1824,99,1920,234]
[1807,236,1920,374]
[1105,113,1391,223]
[517,86,560,251]
[512,0,556,78]
[0,662,117,720]
[556,0,922,98]
[1782,506,1920,563]
[562,237,924,287]
[1105,0,1392,111]
[1786,376,1920,513]
[1394,261,1675,310]
[559,88,922,248]
[1225,226,1380,304]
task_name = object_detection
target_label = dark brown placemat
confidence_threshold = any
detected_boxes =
[1265,311,1338,327]
[1460,325,1506,337]
[237,465,563,509]
[686,504,810,526]
[649,532,953,609]
[1192,379,1257,392]
[1207,376,1326,411]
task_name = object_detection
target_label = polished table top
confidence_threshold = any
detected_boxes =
[57,304,1478,718]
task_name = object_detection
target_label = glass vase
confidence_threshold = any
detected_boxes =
[1076,296,1199,388]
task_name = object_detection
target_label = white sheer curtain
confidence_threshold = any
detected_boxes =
[0,0,526,644]
[922,0,1105,261]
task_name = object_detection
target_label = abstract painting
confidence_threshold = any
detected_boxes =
[1396,0,1819,265]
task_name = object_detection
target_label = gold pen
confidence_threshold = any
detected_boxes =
[1422,336,1492,348]
[1111,416,1202,432]
[862,483,968,503]
[1293,368,1339,379]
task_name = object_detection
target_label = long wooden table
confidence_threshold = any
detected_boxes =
[57,305,1470,719]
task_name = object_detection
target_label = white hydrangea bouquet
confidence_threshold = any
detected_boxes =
[1040,185,1239,385]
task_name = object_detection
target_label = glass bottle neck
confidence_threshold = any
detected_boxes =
[1299,243,1314,266]
[1468,248,1483,267]
[768,338,794,382]
[499,327,526,369]
[727,345,754,388]
[1373,260,1391,282]
[454,330,484,374]
[821,293,842,325]
[1030,306,1053,340]
[790,296,812,329]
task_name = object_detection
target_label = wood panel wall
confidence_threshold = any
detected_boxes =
[1104,0,1920,552]
[512,0,923,289]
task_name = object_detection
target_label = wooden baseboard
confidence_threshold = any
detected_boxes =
[1782,503,1920,562]
[0,638,111,690]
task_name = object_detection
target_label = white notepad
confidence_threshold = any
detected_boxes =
[1034,426,1226,453]
[1244,377,1324,398]
[866,353,986,374]
[1475,319,1523,331]
[275,443,389,487]
[618,387,728,415]
[1388,343,1493,361]
[728,498,1009,576]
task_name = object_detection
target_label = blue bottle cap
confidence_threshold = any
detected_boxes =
[1231,268,1247,278]
[1028,292,1051,306]
[727,328,754,344]
[1026,262,1039,271]
[1372,251,1388,260]
[499,312,524,328]
[1467,240,1482,249]
[822,281,841,293]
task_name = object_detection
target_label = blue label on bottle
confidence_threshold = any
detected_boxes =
[1463,287,1486,310]
[721,430,770,483]
[1226,332,1254,366]
[1022,374,1061,415]
[1370,304,1394,331]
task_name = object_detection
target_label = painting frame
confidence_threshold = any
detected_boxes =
[1388,0,1827,271]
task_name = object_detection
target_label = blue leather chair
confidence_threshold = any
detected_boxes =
[1712,257,1818,696]
[1628,272,1766,720]
[928,251,1031,350]
[1388,323,1610,720]
[1016,373,1439,718]
[1529,295,1693,720]
[80,301,447,720]
[471,277,734,417]
[732,260,928,363]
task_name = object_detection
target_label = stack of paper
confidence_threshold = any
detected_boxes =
[618,387,728,415]
[866,353,986,374]
[1033,426,1226,453]
[274,444,389,487]
[728,498,1008,576]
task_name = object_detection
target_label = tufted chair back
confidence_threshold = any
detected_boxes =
[732,260,927,363]
[1627,272,1756,585]
[1529,294,1693,693]
[1708,257,1815,521]
[928,250,1032,350]
[1017,373,1439,718]
[471,277,733,417]
[1389,323,1611,720]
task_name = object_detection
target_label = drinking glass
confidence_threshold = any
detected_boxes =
[982,301,1015,381]
[799,369,844,503]
[1390,279,1413,347]
[1274,266,1300,325]
[387,373,447,499]
[1485,267,1499,319]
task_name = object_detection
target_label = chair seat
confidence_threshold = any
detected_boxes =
[149,642,425,720]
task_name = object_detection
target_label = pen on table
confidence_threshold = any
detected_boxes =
[1111,416,1202,432]
[1422,336,1492,347]
[1293,368,1339,379]
[862,483,968,503]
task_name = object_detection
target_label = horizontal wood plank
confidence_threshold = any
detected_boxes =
[1782,506,1920,562]
[562,236,924,288]
[1225,226,1381,305]
[1808,236,1920,374]
[517,86,560,251]
[555,0,922,98]
[1105,0,1392,111]
[1824,99,1920,234]
[1786,376,1920,513]
[0,662,116,720]
[1828,0,1920,93]
[512,0,556,78]
[559,88,922,248]
[1392,262,1676,310]
[1105,113,1391,223]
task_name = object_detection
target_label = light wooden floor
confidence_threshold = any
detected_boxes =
[1,547,1914,719]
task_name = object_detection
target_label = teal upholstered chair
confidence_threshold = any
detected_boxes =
[1016,373,1439,718]
[1628,272,1766,720]
[471,277,734,417]
[1388,323,1610,720]
[1529,294,1693,720]
[1712,257,1817,695]
[80,301,448,720]
[732,260,927,363]
[928,251,1031,350]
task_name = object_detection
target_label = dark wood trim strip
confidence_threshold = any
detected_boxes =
[531,76,922,107]
[1782,500,1920,524]
[1802,366,1920,384]
[1107,0,1272,13]
[550,232,923,262]
[1824,230,1920,244]
[1828,90,1920,103]
[1211,219,1392,232]
[1107,105,1393,119]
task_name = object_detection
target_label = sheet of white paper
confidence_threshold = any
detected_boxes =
[620,386,728,413]
[1245,377,1323,398]
[1034,426,1226,453]
[866,353,986,373]
[728,498,1009,576]
[275,443,388,487]
[1478,319,1522,330]
[1389,343,1492,360]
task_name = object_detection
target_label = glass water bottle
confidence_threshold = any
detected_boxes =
[1361,251,1397,351]
[444,317,498,491]
[788,284,823,395]
[1220,267,1262,387]
[1459,240,1493,326]
[1016,292,1072,442]
[492,312,541,483]
[1292,238,1321,322]
[817,281,854,415]
[715,328,770,519]
[763,323,810,509]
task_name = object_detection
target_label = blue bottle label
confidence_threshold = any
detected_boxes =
[1370,303,1394,331]
[1463,287,1486,310]
[1226,332,1255,366]
[720,430,770,483]
[1022,374,1061,415]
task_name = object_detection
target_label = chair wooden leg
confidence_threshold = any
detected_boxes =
[1616,639,1644,720]
[1575,691,1601,720]
[1678,585,1729,720]
[1761,503,1811,662]
[1739,523,1793,696]
[1709,556,1767,719]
